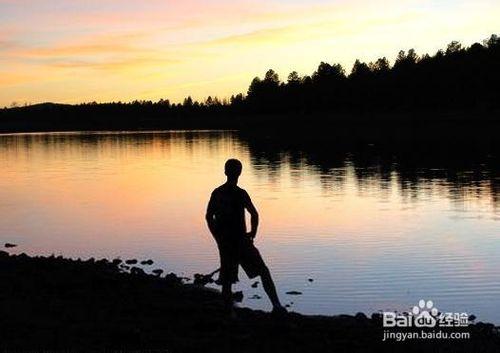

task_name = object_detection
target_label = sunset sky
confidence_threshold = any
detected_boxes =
[1,0,499,107]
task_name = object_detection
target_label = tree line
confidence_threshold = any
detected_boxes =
[244,34,500,114]
[1,34,499,132]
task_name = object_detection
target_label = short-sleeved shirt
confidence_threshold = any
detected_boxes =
[207,183,265,283]
[207,184,251,238]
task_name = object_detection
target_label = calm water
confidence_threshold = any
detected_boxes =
[1,130,499,321]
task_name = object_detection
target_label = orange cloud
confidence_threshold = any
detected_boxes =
[0,72,38,86]
[1,0,499,106]
[47,56,178,72]
[11,32,149,57]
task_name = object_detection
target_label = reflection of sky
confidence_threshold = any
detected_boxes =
[1,0,499,105]
[0,131,499,322]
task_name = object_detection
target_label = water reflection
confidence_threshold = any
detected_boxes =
[240,130,499,212]
[0,130,499,322]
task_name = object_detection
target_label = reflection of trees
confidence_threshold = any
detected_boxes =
[1,131,498,212]
[0,131,239,162]
[240,129,500,210]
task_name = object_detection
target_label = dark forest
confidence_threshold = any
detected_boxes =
[1,35,499,132]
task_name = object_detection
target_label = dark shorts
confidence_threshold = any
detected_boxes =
[216,235,267,284]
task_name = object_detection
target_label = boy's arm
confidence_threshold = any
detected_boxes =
[244,192,259,239]
[205,193,218,239]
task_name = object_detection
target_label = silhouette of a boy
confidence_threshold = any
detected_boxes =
[206,159,285,314]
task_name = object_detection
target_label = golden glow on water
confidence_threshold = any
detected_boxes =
[0,131,499,320]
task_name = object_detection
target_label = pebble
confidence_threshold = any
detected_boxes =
[130,267,145,275]
[233,291,244,302]
[152,269,164,276]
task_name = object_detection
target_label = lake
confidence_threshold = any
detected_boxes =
[0,130,499,322]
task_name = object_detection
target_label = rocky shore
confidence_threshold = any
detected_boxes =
[1,250,499,353]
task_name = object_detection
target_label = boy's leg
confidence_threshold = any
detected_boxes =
[222,281,233,307]
[260,265,283,309]
[217,239,237,310]
[239,238,285,311]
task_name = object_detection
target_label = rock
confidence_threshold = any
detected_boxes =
[130,267,145,276]
[469,314,477,321]
[371,313,383,323]
[125,259,138,265]
[308,278,314,282]
[355,312,368,321]
[193,273,215,286]
[152,269,164,276]
[112,259,122,265]
[193,274,204,285]
[17,253,29,261]
[140,259,154,265]
[233,291,244,302]
[164,273,183,285]
[4,243,17,248]
[476,322,495,334]
[249,294,261,299]
[251,281,259,288]
[285,291,302,295]
[96,259,109,266]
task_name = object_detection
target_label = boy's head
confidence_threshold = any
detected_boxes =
[224,159,242,179]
